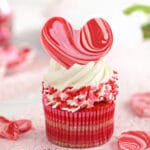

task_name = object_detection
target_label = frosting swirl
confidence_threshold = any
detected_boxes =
[43,60,118,112]
[44,59,113,90]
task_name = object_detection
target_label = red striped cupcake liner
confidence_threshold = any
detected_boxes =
[42,96,115,148]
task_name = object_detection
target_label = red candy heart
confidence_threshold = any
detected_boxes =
[0,45,34,77]
[15,119,32,133]
[0,116,32,140]
[118,131,150,150]
[0,116,19,140]
[41,17,113,68]
[0,46,31,68]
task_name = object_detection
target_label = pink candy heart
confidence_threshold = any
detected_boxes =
[0,45,34,77]
[0,116,32,140]
[41,17,113,68]
[130,92,150,117]
[0,45,31,68]
[118,131,150,150]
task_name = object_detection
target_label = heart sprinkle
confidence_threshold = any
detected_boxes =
[41,17,113,68]
[118,131,150,150]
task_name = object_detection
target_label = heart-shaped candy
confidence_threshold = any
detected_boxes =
[118,131,150,150]
[130,92,150,117]
[0,45,33,68]
[41,17,113,68]
[0,116,32,140]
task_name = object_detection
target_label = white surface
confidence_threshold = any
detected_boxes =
[0,0,150,150]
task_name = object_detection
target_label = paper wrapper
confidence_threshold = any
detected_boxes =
[43,96,115,148]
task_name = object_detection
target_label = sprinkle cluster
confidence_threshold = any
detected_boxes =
[43,71,118,112]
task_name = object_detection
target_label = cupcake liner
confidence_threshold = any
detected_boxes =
[43,96,115,148]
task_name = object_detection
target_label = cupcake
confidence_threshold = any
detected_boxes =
[41,17,118,148]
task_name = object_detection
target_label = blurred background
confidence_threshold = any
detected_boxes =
[9,0,150,50]
[0,0,150,149]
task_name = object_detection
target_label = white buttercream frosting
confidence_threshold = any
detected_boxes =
[44,58,113,90]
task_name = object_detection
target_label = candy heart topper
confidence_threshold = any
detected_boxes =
[41,17,113,68]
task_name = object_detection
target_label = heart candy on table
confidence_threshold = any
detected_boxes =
[0,26,11,44]
[0,116,32,140]
[118,131,150,150]
[41,17,113,69]
[0,116,19,140]
[130,92,150,117]
[0,45,32,68]
[0,45,34,77]
[15,119,32,133]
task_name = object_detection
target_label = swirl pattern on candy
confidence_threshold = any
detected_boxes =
[118,131,150,150]
[41,17,113,68]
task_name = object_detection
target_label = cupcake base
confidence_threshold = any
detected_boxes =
[43,96,115,148]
